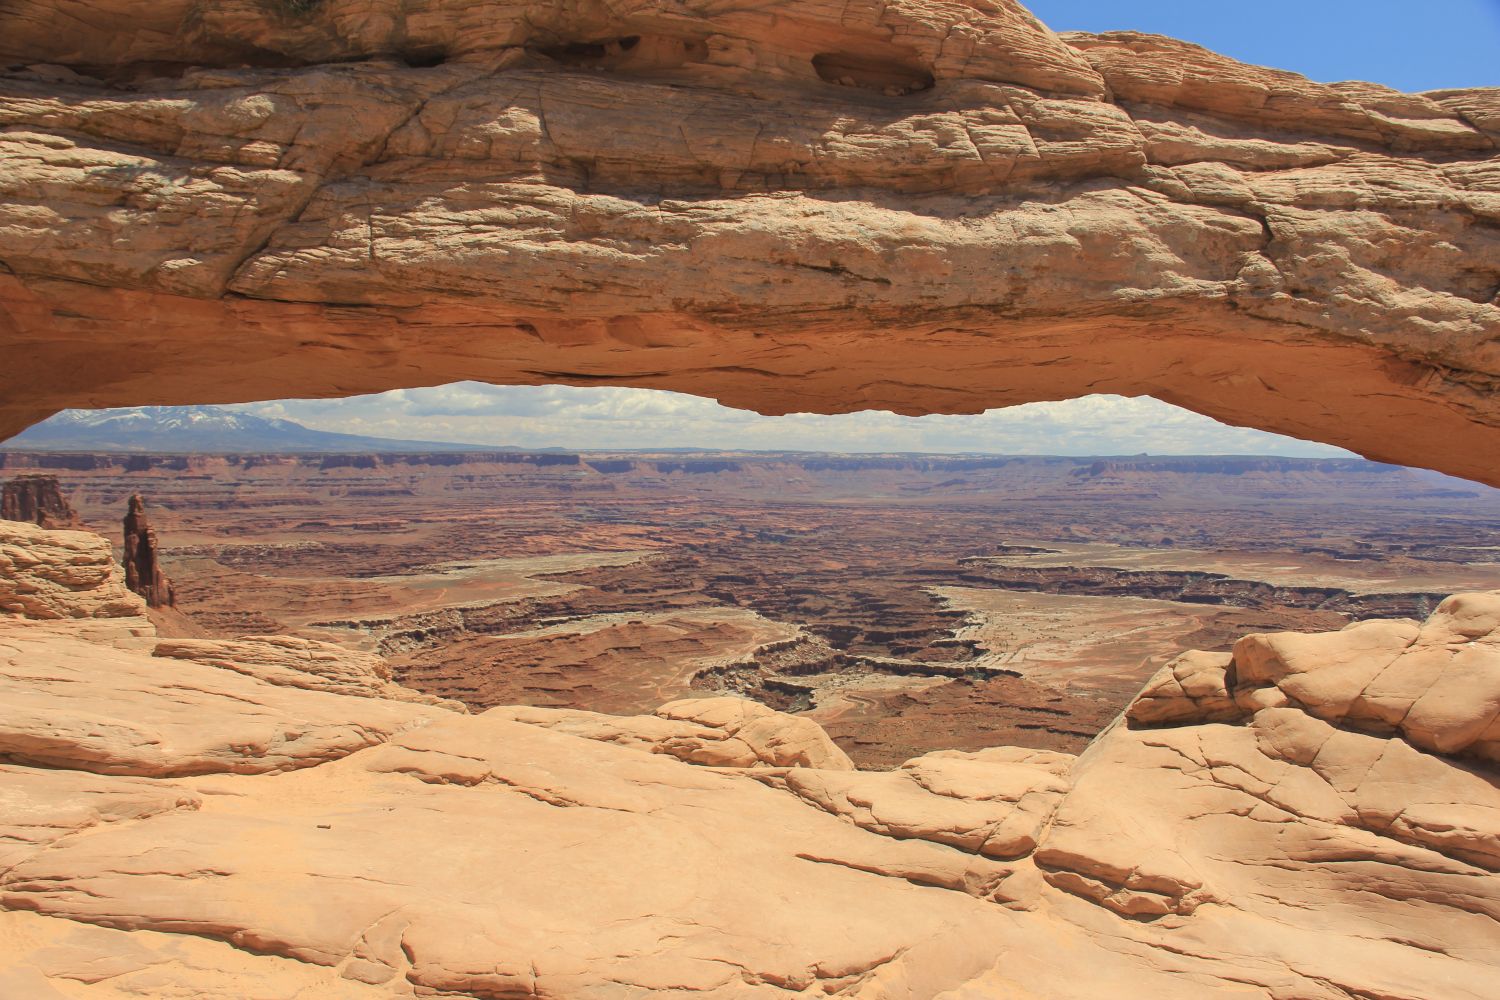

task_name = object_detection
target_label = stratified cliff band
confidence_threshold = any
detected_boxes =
[0,474,83,530]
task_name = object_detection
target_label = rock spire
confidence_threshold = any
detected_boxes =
[122,494,175,608]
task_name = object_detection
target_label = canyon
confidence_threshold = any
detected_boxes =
[8,449,1499,771]
[1,0,1498,995]
[0,457,1498,998]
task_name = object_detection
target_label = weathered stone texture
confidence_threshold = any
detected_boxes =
[0,572,1497,997]
[0,518,145,620]
[0,2,1496,483]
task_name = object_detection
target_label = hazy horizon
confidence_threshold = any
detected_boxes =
[3,388,1361,459]
[227,386,1358,457]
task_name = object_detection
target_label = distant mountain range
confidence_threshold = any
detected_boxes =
[1,406,485,453]
[0,409,1488,500]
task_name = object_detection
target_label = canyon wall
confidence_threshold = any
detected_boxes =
[0,475,82,529]
[0,1,1497,482]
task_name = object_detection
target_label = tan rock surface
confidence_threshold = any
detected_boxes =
[758,745,1072,858]
[490,695,855,770]
[0,2,1497,483]
[0,519,146,621]
[1,595,1497,997]
[1,708,1034,997]
[153,634,465,710]
[0,910,379,1000]
[0,624,447,776]
[1131,591,1500,761]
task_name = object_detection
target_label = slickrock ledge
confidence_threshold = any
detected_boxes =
[1,1,1498,483]
[0,518,146,621]
[154,634,468,710]
[0,521,1497,997]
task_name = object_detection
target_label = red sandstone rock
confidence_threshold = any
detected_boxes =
[122,494,174,609]
[0,2,1496,483]
[0,475,82,530]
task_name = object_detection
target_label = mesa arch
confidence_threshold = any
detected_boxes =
[0,0,1497,484]
[2,5,1500,996]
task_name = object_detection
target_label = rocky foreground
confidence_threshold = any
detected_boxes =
[1,517,1497,998]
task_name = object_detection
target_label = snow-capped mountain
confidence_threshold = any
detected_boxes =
[1,406,479,453]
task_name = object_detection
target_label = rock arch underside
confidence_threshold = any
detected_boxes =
[2,2,1500,999]
[0,0,1498,483]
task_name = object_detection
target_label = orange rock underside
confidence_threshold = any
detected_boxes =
[1,0,1497,481]
[6,278,1498,482]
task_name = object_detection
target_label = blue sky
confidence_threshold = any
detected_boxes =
[230,6,1483,457]
[1025,0,1500,92]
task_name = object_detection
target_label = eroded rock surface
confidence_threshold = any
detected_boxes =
[0,1,1497,483]
[755,745,1073,858]
[492,696,855,770]
[1,521,1496,998]
[154,634,466,710]
[0,475,82,530]
[0,624,449,776]
[0,518,145,620]
[1130,592,1500,762]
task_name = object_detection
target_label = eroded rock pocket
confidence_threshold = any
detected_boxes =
[529,34,709,73]
[812,50,934,95]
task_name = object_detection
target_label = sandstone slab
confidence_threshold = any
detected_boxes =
[153,634,465,710]
[490,695,855,770]
[0,624,446,776]
[0,599,1498,997]
[0,519,145,621]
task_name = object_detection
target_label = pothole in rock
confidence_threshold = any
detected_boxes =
[398,48,449,69]
[812,50,935,96]
[528,33,710,74]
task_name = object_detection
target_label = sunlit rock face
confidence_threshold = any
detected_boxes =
[0,521,1497,997]
[0,518,144,621]
[1,0,1497,482]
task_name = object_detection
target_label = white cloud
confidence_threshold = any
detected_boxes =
[227,384,1354,457]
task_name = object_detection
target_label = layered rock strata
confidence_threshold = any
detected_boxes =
[1,521,1497,997]
[154,634,467,710]
[0,518,145,621]
[0,475,82,530]
[0,2,1497,482]
[121,494,174,608]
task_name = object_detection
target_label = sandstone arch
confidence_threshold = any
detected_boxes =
[1,0,1496,483]
[3,7,1500,996]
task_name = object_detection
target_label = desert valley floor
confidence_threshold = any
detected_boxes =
[9,449,1500,767]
